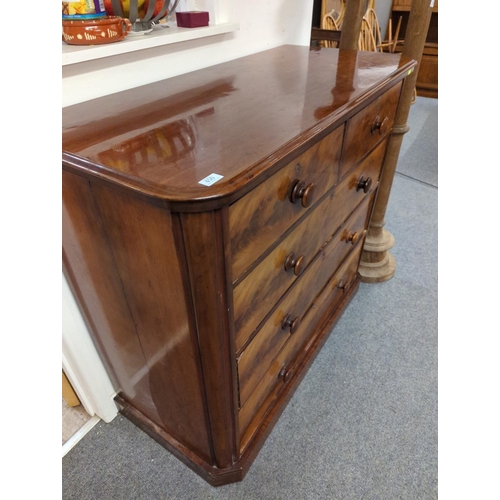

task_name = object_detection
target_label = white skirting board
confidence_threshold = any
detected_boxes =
[62,415,101,458]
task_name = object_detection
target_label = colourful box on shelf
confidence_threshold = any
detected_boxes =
[62,0,106,18]
[176,11,209,28]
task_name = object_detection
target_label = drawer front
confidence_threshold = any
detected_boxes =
[233,138,387,352]
[237,192,375,409]
[341,81,402,179]
[229,125,344,281]
[239,241,364,444]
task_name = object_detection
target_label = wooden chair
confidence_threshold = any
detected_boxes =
[358,1,384,52]
[310,27,341,47]
[321,12,340,47]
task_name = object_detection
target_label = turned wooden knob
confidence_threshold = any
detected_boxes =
[284,252,306,276]
[345,231,359,245]
[279,365,294,383]
[290,180,317,208]
[337,280,349,293]
[356,176,372,193]
[371,116,389,135]
[281,314,300,334]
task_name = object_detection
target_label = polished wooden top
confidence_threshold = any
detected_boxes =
[62,45,416,209]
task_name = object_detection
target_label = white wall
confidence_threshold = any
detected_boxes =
[62,0,315,421]
[375,0,392,41]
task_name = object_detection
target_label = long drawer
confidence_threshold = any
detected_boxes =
[239,241,365,446]
[237,191,375,411]
[229,125,344,281]
[233,138,388,352]
[340,81,402,179]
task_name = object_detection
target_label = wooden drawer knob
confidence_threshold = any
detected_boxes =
[371,116,389,135]
[281,314,301,334]
[284,252,306,276]
[279,365,294,383]
[337,279,349,293]
[345,231,359,245]
[290,180,317,208]
[356,176,372,193]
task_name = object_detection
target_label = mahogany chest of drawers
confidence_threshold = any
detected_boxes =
[62,45,416,486]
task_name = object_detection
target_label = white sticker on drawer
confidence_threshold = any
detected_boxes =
[198,173,224,186]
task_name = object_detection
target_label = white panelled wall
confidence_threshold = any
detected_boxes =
[62,0,315,422]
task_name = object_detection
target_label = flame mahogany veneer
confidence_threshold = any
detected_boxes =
[62,46,416,486]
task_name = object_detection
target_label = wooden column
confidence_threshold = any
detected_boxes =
[358,0,434,283]
[339,0,364,50]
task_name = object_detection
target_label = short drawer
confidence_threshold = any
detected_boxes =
[233,138,387,352]
[239,241,364,445]
[237,192,375,410]
[229,125,344,281]
[340,81,402,179]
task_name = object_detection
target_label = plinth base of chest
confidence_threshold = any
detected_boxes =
[116,277,359,487]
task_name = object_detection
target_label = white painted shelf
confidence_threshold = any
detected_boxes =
[62,22,239,66]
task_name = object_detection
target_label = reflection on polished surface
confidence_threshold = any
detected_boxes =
[97,114,203,174]
[63,45,413,201]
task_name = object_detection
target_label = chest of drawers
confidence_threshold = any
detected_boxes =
[62,46,416,486]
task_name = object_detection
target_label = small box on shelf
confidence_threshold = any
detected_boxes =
[176,11,209,28]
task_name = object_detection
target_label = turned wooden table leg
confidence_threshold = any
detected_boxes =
[338,0,364,50]
[359,0,434,283]
[358,123,406,282]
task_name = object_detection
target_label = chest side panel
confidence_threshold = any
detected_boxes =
[63,172,214,464]
[63,171,164,430]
